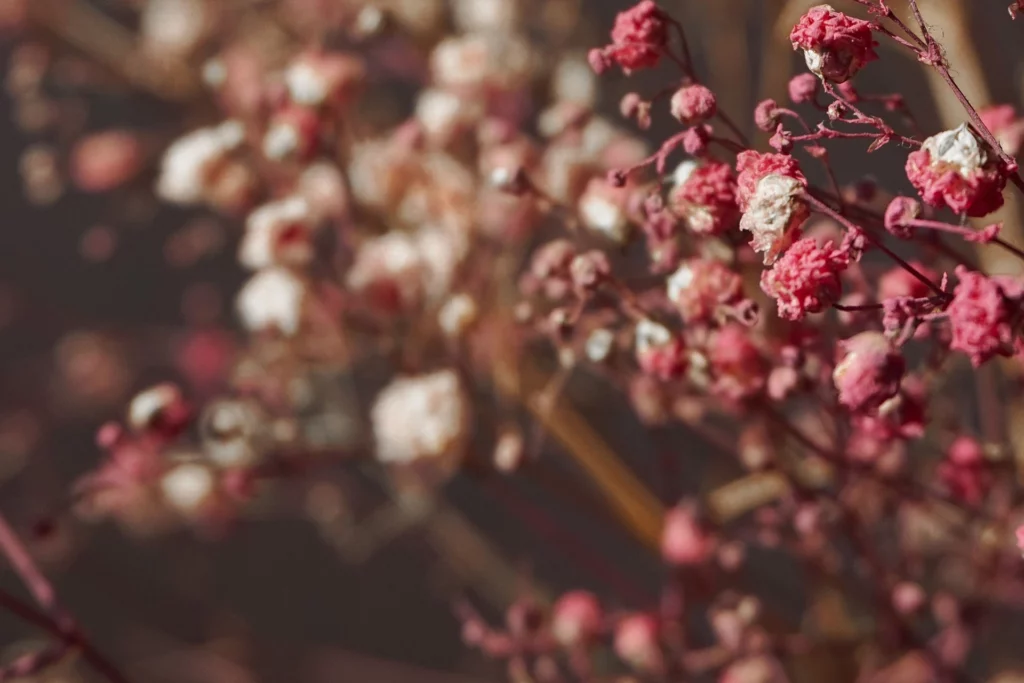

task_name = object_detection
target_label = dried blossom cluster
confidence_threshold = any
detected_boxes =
[6,1,1024,682]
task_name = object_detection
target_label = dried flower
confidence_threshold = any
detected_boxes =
[833,332,905,412]
[790,5,878,83]
[906,124,1008,217]
[371,370,470,467]
[736,151,809,263]
[760,237,848,320]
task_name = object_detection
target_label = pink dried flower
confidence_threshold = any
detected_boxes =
[833,332,905,412]
[789,4,878,83]
[551,591,603,647]
[905,124,1008,217]
[1016,525,1024,556]
[787,73,819,104]
[879,262,938,300]
[661,503,713,565]
[979,104,1024,156]
[669,160,739,236]
[946,266,1023,366]
[753,99,780,132]
[670,84,718,125]
[614,613,662,672]
[883,196,921,239]
[635,319,688,381]
[666,258,746,324]
[605,1,669,73]
[760,237,848,320]
[938,436,990,504]
[70,131,143,193]
[708,324,768,401]
[736,151,809,263]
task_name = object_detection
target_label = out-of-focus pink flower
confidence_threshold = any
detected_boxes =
[551,591,603,647]
[70,131,143,193]
[980,104,1024,156]
[635,319,688,381]
[946,266,1023,366]
[661,503,713,565]
[666,258,746,324]
[833,332,904,412]
[613,613,662,672]
[669,160,738,236]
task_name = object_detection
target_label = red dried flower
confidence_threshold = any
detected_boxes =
[789,4,878,83]
[905,124,1008,217]
[760,237,848,320]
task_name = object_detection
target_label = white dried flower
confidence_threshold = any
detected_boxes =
[451,0,519,32]
[738,174,807,263]
[141,0,207,59]
[262,122,300,161]
[160,462,216,517]
[157,121,245,205]
[579,182,630,244]
[285,61,329,107]
[551,55,598,107]
[201,399,263,469]
[239,196,314,270]
[585,328,616,363]
[438,294,478,338]
[922,123,987,176]
[666,263,695,302]
[236,268,306,335]
[371,370,469,465]
[128,383,185,432]
[635,319,672,355]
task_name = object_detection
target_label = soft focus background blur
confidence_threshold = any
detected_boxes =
[0,1,1022,681]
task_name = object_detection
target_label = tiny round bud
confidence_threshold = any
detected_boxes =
[787,74,819,104]
[670,84,717,125]
[754,99,779,132]
[883,196,921,239]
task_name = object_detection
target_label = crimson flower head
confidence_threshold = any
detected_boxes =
[790,4,879,83]
[905,124,1008,217]
[946,266,1024,366]
[600,1,669,74]
[760,237,849,320]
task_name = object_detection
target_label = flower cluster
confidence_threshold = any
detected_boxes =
[789,4,878,83]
